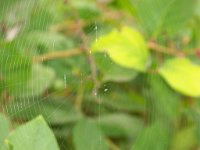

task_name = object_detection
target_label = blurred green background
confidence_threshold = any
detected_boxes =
[1,0,200,150]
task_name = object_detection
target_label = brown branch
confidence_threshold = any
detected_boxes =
[32,40,196,64]
[32,49,82,63]
[69,1,100,102]
[106,138,121,150]
[148,41,185,57]
[75,83,84,112]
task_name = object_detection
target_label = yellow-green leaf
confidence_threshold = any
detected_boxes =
[91,26,149,72]
[159,58,200,97]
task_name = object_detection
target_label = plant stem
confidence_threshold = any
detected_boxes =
[75,84,84,112]
[32,40,198,63]
[32,49,82,63]
[31,41,181,63]
[148,41,185,57]
[106,138,121,150]
[69,1,100,102]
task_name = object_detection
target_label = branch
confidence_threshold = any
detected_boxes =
[106,138,120,150]
[32,49,82,63]
[148,41,185,57]
[69,1,100,102]
[32,41,185,63]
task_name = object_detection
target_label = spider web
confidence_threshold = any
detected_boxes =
[0,0,175,149]
[0,0,108,149]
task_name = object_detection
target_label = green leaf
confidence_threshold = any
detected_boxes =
[3,0,36,26]
[0,46,31,95]
[5,116,59,150]
[159,58,200,97]
[6,97,82,125]
[91,26,149,72]
[99,86,145,112]
[137,0,196,37]
[45,53,91,92]
[196,0,200,16]
[144,75,180,123]
[132,122,171,150]
[0,0,17,21]
[93,113,143,138]
[0,114,10,147]
[10,64,55,97]
[0,46,31,77]
[94,53,137,82]
[70,0,100,20]
[114,0,137,16]
[21,0,63,32]
[24,9,53,32]
[187,104,200,144]
[1,0,61,30]
[171,126,197,150]
[26,32,74,51]
[73,119,109,150]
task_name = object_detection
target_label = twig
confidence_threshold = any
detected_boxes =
[148,41,185,57]
[31,41,184,63]
[106,138,121,150]
[75,83,84,112]
[32,49,82,63]
[69,1,100,102]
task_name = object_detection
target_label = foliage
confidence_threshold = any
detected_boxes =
[1,0,200,150]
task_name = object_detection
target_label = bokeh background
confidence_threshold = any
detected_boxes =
[1,0,200,150]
